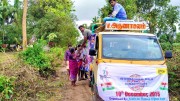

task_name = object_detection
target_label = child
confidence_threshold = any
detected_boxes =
[80,46,89,80]
[81,59,88,80]
[69,48,79,86]
[75,44,83,81]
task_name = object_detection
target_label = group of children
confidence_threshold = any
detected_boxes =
[64,43,93,87]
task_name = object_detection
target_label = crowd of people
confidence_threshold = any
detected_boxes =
[64,26,95,87]
[64,0,127,87]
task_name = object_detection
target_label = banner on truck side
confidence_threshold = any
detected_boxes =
[97,63,169,101]
[105,21,148,31]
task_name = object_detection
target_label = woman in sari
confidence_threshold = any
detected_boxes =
[69,48,79,86]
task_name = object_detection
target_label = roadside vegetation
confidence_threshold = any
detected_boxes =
[163,33,180,100]
[0,0,179,100]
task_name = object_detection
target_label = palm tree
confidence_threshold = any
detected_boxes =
[22,0,28,50]
[14,0,20,24]
[92,16,98,23]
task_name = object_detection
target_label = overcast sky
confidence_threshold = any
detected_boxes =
[72,0,106,20]
[72,0,106,26]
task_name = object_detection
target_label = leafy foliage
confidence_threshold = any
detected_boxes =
[166,43,180,99]
[20,40,51,70]
[0,75,15,100]
[92,16,100,23]
[47,47,65,68]
[159,34,173,50]
[0,0,22,44]
[3,24,22,45]
[50,47,65,61]
[175,33,180,43]
[19,40,62,78]
[136,0,168,34]
[159,34,169,43]
[47,33,57,42]
[136,0,180,35]
[27,0,79,47]
[160,42,172,51]
[1,0,79,48]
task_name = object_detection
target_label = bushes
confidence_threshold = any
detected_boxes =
[20,40,51,70]
[159,39,180,99]
[166,43,180,99]
[160,42,173,51]
[46,47,65,68]
[19,40,66,78]
[50,47,65,60]
[174,33,180,43]
[0,75,15,100]
[173,43,180,52]
[19,40,55,78]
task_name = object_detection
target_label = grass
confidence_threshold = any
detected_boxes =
[0,52,18,63]
[0,52,67,100]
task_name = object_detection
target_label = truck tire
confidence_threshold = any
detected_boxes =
[91,72,103,101]
[90,72,95,91]
[92,83,98,101]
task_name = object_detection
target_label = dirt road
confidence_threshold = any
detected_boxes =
[60,67,92,101]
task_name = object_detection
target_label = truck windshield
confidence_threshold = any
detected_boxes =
[102,34,164,60]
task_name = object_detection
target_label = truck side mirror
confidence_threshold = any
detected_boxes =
[165,50,172,58]
[89,49,96,56]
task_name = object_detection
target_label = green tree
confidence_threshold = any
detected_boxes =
[0,0,79,48]
[27,0,79,47]
[0,0,22,45]
[136,0,179,36]
[92,16,99,23]
[0,0,10,43]
[159,34,168,43]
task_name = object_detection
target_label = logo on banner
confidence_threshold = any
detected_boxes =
[101,82,115,91]
[156,68,167,75]
[160,82,168,91]
[127,74,145,92]
[99,67,110,80]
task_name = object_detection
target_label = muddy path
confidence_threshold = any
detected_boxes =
[60,67,92,101]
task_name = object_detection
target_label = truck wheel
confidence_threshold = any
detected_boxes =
[92,83,98,101]
[90,72,95,91]
[89,71,93,87]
